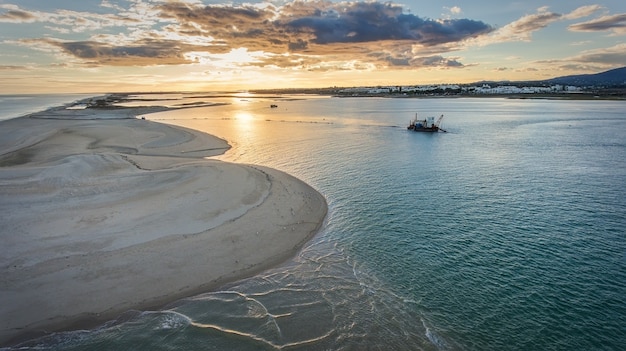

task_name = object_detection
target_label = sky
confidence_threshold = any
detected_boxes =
[0,0,625,93]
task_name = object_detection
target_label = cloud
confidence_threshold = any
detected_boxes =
[99,0,125,12]
[366,51,464,68]
[0,64,30,70]
[5,1,494,71]
[155,0,493,69]
[472,5,605,46]
[45,25,71,34]
[449,6,462,15]
[562,5,603,20]
[0,9,37,23]
[283,2,491,46]
[412,55,464,68]
[533,43,626,72]
[17,38,219,66]
[443,6,462,18]
[568,13,626,35]
[0,3,152,31]
[496,8,561,41]
[569,43,626,65]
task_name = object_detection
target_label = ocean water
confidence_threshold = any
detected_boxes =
[0,94,91,121]
[4,95,626,350]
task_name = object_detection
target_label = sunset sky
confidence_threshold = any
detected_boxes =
[1,0,625,93]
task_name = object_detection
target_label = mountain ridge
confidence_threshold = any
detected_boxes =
[544,66,626,86]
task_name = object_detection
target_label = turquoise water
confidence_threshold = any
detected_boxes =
[6,96,626,350]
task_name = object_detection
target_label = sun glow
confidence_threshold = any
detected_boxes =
[235,111,254,121]
[233,92,254,99]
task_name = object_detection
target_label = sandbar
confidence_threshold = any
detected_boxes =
[0,100,327,345]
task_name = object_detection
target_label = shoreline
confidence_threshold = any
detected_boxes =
[0,97,327,346]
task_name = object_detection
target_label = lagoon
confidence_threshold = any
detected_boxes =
[6,95,626,350]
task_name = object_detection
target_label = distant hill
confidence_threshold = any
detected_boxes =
[545,66,626,87]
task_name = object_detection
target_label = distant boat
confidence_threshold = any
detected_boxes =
[407,114,446,132]
[270,104,278,108]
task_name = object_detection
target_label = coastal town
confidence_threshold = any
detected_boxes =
[255,82,625,99]
[334,83,584,96]
[254,66,626,99]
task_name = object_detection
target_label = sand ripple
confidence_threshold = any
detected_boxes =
[0,103,327,345]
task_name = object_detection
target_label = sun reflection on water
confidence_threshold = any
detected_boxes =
[234,111,253,122]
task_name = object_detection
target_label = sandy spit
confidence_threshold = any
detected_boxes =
[0,102,327,345]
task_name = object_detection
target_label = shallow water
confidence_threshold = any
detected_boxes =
[6,96,626,350]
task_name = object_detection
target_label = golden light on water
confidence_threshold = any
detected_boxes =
[234,111,254,121]
[232,111,256,140]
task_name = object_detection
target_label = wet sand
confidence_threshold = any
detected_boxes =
[0,101,327,345]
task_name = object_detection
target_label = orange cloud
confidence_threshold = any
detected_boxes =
[8,1,494,71]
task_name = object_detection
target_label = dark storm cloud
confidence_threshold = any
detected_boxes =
[285,2,493,45]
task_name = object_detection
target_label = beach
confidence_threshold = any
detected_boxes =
[0,99,327,345]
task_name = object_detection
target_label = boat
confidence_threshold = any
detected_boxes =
[270,104,278,108]
[407,114,446,132]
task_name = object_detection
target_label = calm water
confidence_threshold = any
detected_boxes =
[6,95,626,350]
[0,94,91,121]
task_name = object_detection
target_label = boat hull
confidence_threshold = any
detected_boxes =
[407,126,440,132]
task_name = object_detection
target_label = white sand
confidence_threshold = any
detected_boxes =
[0,104,327,345]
